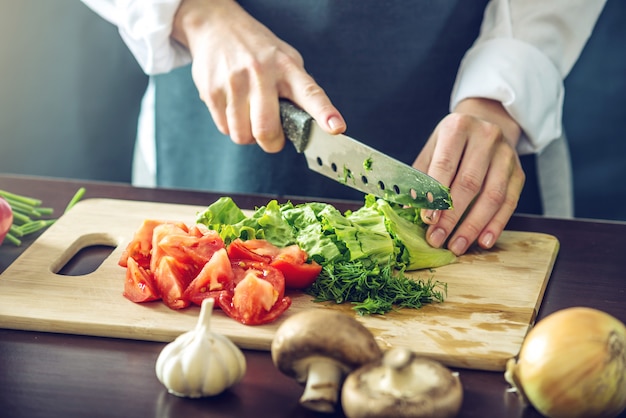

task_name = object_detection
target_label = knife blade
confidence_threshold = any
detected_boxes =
[279,100,452,210]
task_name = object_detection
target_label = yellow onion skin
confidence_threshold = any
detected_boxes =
[507,307,626,418]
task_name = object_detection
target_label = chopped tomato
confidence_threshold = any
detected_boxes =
[154,255,195,310]
[184,247,235,306]
[150,222,190,273]
[218,263,291,325]
[123,257,160,303]
[271,257,322,289]
[119,219,187,269]
[228,239,321,289]
[230,260,285,296]
[158,229,225,267]
[120,220,304,325]
[227,239,271,262]
[187,223,211,237]
[234,239,282,258]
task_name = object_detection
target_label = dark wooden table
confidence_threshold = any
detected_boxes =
[1,174,624,418]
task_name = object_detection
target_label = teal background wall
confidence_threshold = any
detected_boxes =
[0,0,147,183]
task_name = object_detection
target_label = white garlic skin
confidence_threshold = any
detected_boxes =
[155,299,247,398]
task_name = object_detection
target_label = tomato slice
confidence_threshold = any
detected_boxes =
[270,257,322,289]
[218,260,290,325]
[184,247,235,306]
[154,255,195,310]
[235,239,282,258]
[119,219,187,269]
[227,240,321,288]
[123,257,160,303]
[158,229,225,268]
[150,222,190,273]
[227,239,271,263]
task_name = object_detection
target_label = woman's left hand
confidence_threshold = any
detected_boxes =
[413,98,525,256]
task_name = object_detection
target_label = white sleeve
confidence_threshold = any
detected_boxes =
[81,0,191,75]
[451,0,607,155]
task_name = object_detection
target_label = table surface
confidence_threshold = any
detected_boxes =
[1,174,625,418]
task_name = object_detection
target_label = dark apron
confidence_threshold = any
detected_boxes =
[154,0,541,214]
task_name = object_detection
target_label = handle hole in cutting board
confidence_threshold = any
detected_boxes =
[52,233,118,276]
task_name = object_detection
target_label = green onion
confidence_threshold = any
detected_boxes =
[0,187,86,247]
[0,190,42,207]
[64,187,86,213]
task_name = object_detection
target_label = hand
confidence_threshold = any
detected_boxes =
[171,0,346,152]
[413,98,525,256]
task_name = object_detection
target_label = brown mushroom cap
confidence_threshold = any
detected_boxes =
[271,309,382,381]
[341,348,463,418]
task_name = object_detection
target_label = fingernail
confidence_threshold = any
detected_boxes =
[481,232,495,248]
[450,237,468,255]
[327,115,344,132]
[428,227,447,248]
[427,209,441,224]
[421,209,434,223]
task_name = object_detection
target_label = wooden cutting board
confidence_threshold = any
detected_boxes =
[0,198,558,371]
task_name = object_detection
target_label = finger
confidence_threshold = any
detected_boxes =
[420,208,440,225]
[425,120,500,249]
[476,155,525,250]
[447,145,523,255]
[225,74,254,145]
[283,70,346,134]
[249,93,284,153]
[206,95,230,136]
[423,114,469,189]
[191,63,230,136]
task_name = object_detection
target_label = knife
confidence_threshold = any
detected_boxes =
[279,100,452,210]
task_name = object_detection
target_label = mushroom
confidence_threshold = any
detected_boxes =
[271,309,382,413]
[341,347,463,418]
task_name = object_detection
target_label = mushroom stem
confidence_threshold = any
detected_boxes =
[379,347,415,396]
[300,359,344,413]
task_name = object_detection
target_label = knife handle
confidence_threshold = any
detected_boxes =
[279,99,313,153]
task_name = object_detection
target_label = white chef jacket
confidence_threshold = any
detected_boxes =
[80,0,606,216]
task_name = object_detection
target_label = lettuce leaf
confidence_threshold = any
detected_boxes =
[196,194,454,271]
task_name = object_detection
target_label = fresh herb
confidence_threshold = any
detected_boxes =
[363,157,373,171]
[0,187,85,246]
[340,165,355,185]
[307,260,447,315]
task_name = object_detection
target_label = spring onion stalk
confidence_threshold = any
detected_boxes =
[0,187,86,247]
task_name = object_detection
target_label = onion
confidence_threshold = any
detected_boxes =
[505,307,626,418]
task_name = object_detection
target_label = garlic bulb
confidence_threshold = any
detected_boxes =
[156,298,246,397]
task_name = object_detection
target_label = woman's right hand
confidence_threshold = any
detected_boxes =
[171,0,346,152]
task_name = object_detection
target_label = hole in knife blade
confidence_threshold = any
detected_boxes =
[378,181,385,190]
[361,175,368,185]
[331,162,338,172]
[316,157,323,167]
[393,185,401,195]
[426,191,434,203]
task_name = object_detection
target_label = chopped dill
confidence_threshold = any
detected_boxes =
[306,259,447,315]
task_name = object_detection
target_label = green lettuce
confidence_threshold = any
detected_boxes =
[196,195,454,271]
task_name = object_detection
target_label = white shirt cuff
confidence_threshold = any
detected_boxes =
[451,38,563,155]
[82,0,191,75]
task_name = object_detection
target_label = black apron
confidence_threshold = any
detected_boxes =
[153,0,541,214]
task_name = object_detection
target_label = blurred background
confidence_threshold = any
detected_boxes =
[0,0,624,220]
[0,0,147,183]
